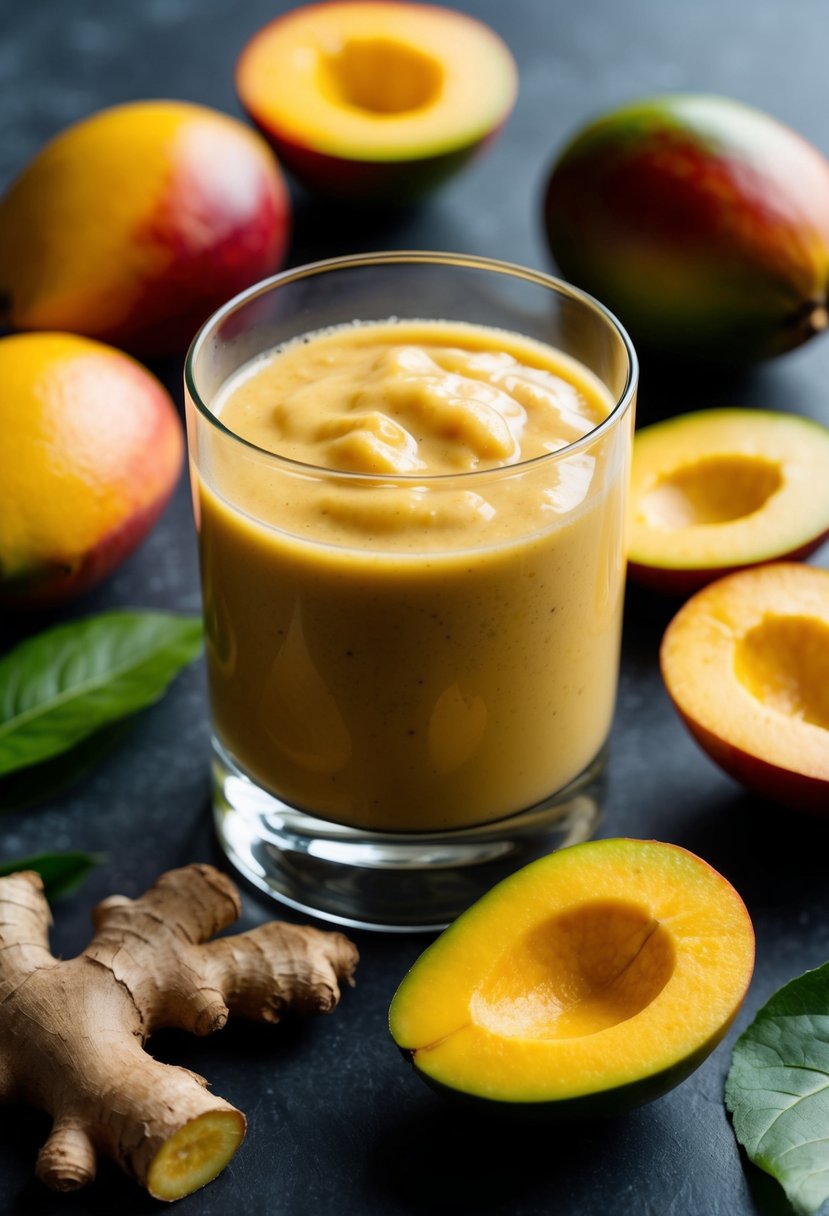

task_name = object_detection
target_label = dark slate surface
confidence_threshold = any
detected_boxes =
[1,1,828,1213]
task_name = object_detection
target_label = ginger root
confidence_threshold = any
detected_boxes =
[0,863,358,1201]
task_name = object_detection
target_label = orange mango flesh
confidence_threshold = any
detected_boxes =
[0,333,183,586]
[389,839,754,1106]
[236,2,517,162]
[661,563,829,810]
[628,409,829,592]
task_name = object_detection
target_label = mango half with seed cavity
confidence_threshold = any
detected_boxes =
[544,94,829,362]
[236,1,517,201]
[661,563,829,814]
[628,408,829,596]
[389,839,754,1115]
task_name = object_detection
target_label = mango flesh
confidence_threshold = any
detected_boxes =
[661,563,829,813]
[390,838,754,1113]
[628,409,829,595]
[544,94,829,362]
[0,333,183,607]
[236,2,518,201]
[0,101,290,357]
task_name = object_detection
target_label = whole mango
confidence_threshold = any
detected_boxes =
[0,101,291,358]
[543,94,829,362]
[0,332,183,607]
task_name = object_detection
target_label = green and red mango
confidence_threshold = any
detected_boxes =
[544,94,829,362]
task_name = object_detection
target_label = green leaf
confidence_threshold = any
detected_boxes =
[0,610,203,777]
[0,720,132,813]
[726,961,829,1216]
[0,850,103,898]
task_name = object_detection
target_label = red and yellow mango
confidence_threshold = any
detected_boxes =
[0,333,183,607]
[0,101,291,357]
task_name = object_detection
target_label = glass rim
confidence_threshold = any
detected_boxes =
[184,250,638,484]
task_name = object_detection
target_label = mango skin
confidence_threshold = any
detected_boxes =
[668,701,829,816]
[0,333,184,609]
[403,1025,740,1120]
[242,121,501,204]
[543,94,829,362]
[1,497,179,610]
[628,530,829,599]
[0,101,291,357]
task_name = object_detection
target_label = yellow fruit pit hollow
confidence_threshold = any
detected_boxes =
[469,899,676,1041]
[638,454,783,529]
[733,613,829,730]
[319,38,444,115]
[146,1110,245,1201]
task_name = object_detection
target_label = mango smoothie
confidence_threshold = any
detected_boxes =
[194,319,628,832]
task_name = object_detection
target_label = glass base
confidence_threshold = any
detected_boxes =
[212,739,605,933]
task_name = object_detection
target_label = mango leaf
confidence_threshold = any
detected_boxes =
[0,850,103,898]
[726,961,829,1216]
[0,611,203,777]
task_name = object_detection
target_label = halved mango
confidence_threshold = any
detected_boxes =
[389,838,754,1114]
[661,562,829,812]
[628,408,829,595]
[236,2,518,201]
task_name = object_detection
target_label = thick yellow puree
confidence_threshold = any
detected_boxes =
[196,320,627,831]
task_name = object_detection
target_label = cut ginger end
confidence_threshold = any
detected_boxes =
[147,1110,247,1201]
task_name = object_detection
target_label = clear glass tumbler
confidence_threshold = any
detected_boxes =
[185,251,637,931]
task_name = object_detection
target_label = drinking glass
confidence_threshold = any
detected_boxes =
[185,251,637,931]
